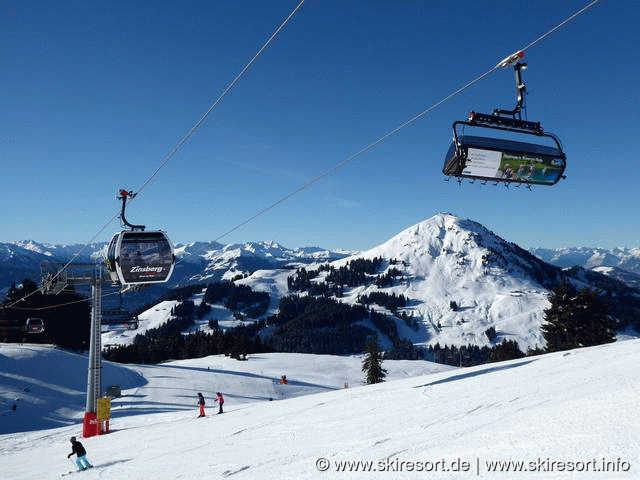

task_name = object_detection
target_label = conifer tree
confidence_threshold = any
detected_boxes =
[542,280,615,352]
[362,335,386,384]
[488,339,524,362]
[541,280,575,351]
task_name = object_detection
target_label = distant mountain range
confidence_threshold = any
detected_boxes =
[0,239,352,298]
[530,247,640,288]
[3,232,638,293]
[530,246,640,272]
[1,215,638,350]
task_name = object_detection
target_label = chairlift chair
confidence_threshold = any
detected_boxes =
[101,299,139,331]
[443,52,566,186]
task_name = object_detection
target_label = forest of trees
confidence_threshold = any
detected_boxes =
[204,282,270,318]
[103,298,268,364]
[264,292,419,356]
[357,291,407,312]
[266,296,374,354]
[274,258,416,354]
[103,281,273,364]
[287,257,399,295]
[103,325,268,364]
[423,340,527,367]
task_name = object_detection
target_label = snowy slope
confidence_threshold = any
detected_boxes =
[0,345,146,434]
[99,269,290,348]
[0,344,451,435]
[1,340,638,480]
[101,300,179,349]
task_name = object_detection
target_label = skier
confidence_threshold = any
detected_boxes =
[214,392,224,414]
[197,392,206,417]
[67,436,93,471]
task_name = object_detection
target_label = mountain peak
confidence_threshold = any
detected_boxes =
[356,213,502,267]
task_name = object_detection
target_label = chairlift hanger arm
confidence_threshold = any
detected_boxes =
[461,51,543,135]
[458,114,543,134]
[494,61,528,119]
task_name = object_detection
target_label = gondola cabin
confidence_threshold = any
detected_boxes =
[105,231,175,286]
[443,134,566,186]
[26,318,45,334]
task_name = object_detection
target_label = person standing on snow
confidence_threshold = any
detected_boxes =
[197,392,206,417]
[215,392,224,414]
[67,436,93,471]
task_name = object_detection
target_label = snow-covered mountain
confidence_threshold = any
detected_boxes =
[4,215,639,352]
[590,265,640,290]
[306,213,564,350]
[102,214,572,351]
[176,214,635,354]
[0,242,100,294]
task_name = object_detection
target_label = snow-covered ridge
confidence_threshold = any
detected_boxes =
[0,239,353,293]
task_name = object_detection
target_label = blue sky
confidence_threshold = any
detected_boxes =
[2,0,639,251]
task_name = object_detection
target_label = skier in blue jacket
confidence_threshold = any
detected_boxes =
[67,437,93,471]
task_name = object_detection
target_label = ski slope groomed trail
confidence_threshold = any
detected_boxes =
[1,340,639,479]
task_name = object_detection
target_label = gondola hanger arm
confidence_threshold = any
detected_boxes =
[117,189,145,231]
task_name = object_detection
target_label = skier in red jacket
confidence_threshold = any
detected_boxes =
[215,392,224,414]
[197,392,206,417]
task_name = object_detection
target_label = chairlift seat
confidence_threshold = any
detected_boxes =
[443,134,566,186]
